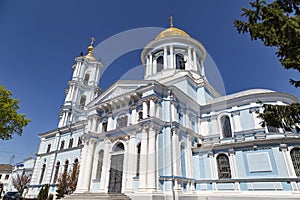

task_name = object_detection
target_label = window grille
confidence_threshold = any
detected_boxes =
[291,148,300,176]
[217,154,231,178]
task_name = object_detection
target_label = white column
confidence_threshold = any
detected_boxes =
[153,59,157,74]
[208,152,217,179]
[280,144,296,177]
[171,102,178,122]
[131,107,137,124]
[163,46,167,69]
[143,101,148,119]
[91,118,97,132]
[107,114,113,131]
[211,116,218,135]
[82,139,96,191]
[187,47,192,70]
[186,135,193,179]
[147,127,156,191]
[232,111,242,132]
[193,49,197,71]
[125,134,136,191]
[250,108,262,129]
[100,140,110,191]
[172,128,180,190]
[149,54,153,76]
[170,45,174,68]
[146,57,150,77]
[138,127,148,191]
[76,141,89,192]
[228,150,238,178]
[149,99,156,117]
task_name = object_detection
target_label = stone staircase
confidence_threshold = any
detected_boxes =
[64,192,131,200]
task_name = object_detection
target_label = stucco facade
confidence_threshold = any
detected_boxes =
[27,23,300,199]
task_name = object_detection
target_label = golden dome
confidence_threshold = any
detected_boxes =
[155,16,190,40]
[155,27,190,40]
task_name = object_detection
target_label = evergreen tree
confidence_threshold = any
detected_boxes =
[235,0,300,129]
[37,184,49,200]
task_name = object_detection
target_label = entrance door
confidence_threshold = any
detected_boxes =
[108,154,124,193]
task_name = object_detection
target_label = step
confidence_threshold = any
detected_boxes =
[63,192,131,200]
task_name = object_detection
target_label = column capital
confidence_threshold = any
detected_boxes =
[231,111,240,116]
[249,107,259,113]
[229,148,235,155]
[279,143,288,151]
[208,151,214,157]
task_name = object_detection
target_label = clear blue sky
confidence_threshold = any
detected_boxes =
[0,0,299,164]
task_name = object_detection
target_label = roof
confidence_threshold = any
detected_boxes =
[0,164,12,173]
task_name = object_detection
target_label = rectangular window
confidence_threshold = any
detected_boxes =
[5,175,9,180]
[0,174,2,179]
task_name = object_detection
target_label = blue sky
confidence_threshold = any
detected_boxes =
[0,0,299,164]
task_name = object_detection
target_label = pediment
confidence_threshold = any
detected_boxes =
[88,80,152,107]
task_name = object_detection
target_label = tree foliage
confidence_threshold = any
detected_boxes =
[12,173,31,196]
[37,184,49,200]
[56,164,79,199]
[234,0,300,87]
[0,85,31,140]
[257,102,300,131]
[235,0,300,129]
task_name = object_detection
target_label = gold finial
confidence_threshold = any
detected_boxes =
[169,16,174,27]
[90,37,95,46]
[85,37,96,61]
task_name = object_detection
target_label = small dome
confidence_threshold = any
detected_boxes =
[155,27,190,40]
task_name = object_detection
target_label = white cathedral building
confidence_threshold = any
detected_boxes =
[27,21,300,199]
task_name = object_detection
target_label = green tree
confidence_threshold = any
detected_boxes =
[0,85,31,140]
[234,0,300,129]
[56,164,79,199]
[37,184,49,200]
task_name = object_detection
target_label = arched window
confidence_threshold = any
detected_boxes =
[69,138,74,148]
[96,150,104,179]
[60,140,65,150]
[136,143,141,176]
[46,144,51,153]
[84,73,90,85]
[114,142,124,152]
[63,160,69,175]
[221,116,232,138]
[39,164,46,184]
[77,137,82,146]
[53,161,60,183]
[157,56,163,72]
[79,95,86,109]
[138,111,143,120]
[102,121,108,132]
[180,144,186,177]
[73,159,79,176]
[217,154,231,178]
[176,54,185,70]
[291,148,300,176]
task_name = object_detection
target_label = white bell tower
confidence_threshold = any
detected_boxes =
[58,38,103,127]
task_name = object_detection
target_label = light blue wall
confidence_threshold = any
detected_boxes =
[240,110,255,131]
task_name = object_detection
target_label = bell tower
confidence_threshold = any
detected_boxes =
[58,38,103,127]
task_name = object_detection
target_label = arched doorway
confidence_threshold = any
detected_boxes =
[108,142,125,193]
